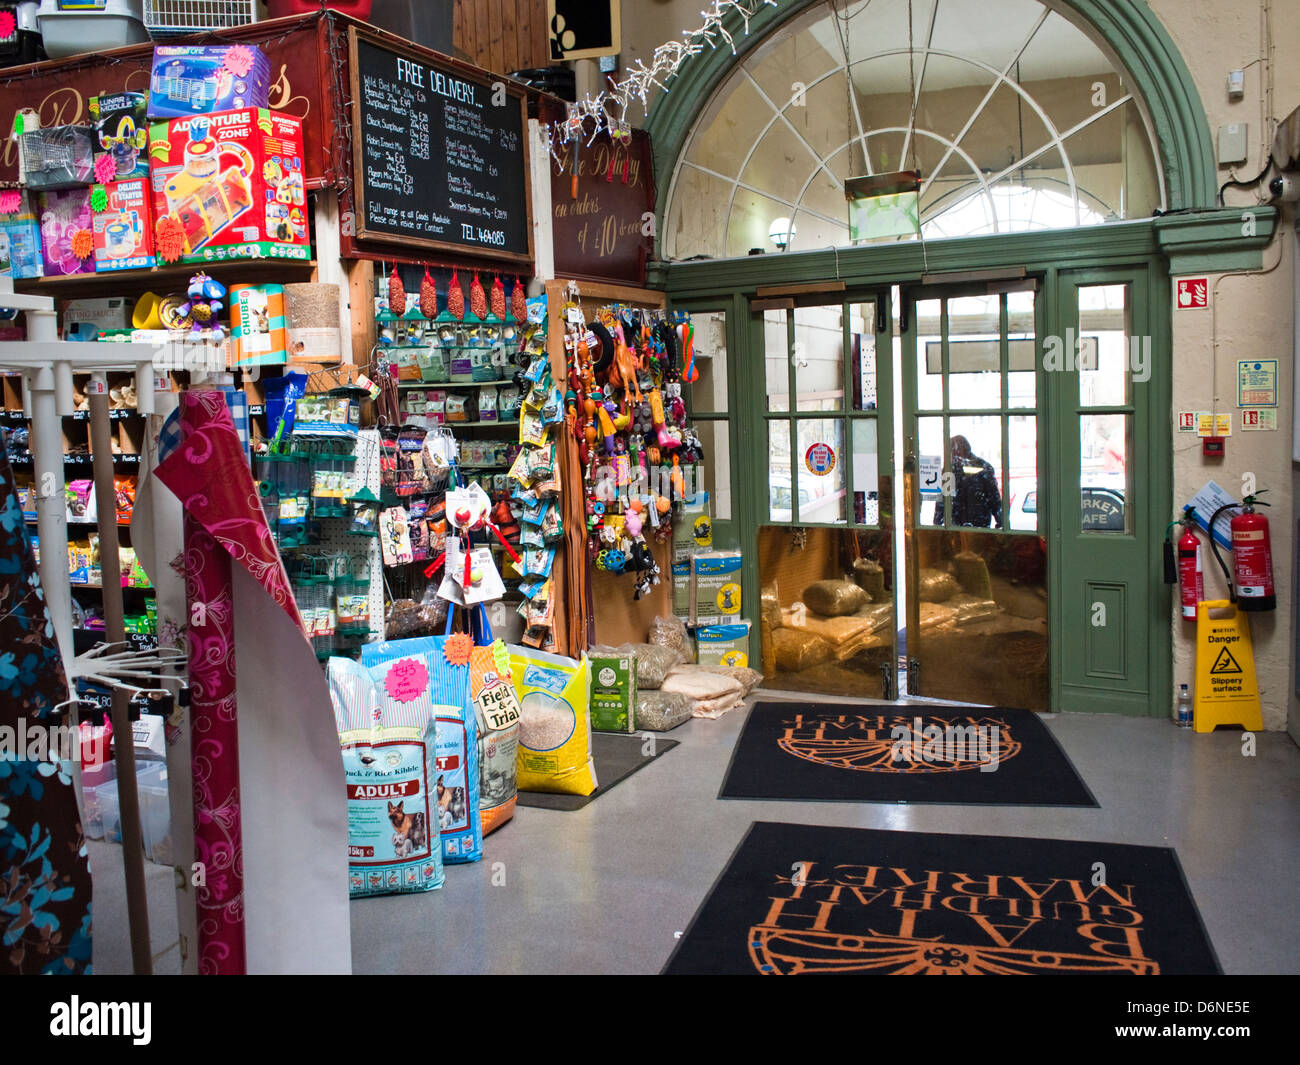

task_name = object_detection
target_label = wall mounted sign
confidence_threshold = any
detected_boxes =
[549,128,654,284]
[548,0,621,61]
[348,27,533,264]
[1176,277,1208,309]
[1196,412,1232,437]
[805,442,836,476]
[1237,359,1277,406]
[1240,408,1277,431]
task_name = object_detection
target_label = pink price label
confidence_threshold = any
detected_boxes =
[384,657,430,703]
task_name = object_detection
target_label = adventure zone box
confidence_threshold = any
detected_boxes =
[148,108,309,264]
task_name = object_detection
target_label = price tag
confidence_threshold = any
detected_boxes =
[154,375,170,393]
[87,379,108,396]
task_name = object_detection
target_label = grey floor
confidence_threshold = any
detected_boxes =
[90,690,1300,975]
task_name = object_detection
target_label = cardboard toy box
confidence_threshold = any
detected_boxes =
[148,108,309,264]
[0,191,43,279]
[695,621,751,668]
[92,178,154,272]
[37,189,95,277]
[148,45,272,119]
[692,550,743,626]
[89,91,149,180]
[589,653,637,733]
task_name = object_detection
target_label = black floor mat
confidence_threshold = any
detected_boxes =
[665,822,1220,975]
[720,701,1097,806]
[517,732,680,811]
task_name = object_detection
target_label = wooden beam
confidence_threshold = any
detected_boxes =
[754,280,847,299]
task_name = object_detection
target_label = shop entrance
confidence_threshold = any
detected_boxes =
[677,264,1164,713]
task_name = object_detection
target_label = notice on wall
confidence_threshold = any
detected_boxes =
[1237,359,1277,407]
[1186,481,1237,549]
[1240,408,1277,431]
[550,129,654,284]
[1196,412,1232,437]
[348,28,532,263]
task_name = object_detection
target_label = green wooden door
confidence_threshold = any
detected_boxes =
[1048,266,1170,714]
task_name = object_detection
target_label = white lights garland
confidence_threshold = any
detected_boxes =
[547,0,781,162]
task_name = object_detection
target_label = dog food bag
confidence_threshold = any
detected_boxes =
[363,637,481,864]
[328,656,445,898]
[507,646,597,796]
[470,641,521,836]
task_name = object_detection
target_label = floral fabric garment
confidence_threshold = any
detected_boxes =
[0,452,93,974]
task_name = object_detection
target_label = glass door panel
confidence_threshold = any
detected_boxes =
[756,290,895,699]
[901,285,1048,710]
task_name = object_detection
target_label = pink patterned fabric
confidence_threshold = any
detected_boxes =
[154,391,305,975]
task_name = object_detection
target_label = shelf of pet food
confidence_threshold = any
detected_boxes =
[396,378,518,390]
[11,259,318,299]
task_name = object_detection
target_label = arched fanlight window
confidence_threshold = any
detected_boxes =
[664,0,1163,259]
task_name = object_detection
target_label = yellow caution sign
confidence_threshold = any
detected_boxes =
[1194,600,1263,732]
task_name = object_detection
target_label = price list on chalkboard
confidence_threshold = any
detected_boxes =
[350,30,532,262]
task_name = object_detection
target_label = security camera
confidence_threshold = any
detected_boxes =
[1268,173,1300,202]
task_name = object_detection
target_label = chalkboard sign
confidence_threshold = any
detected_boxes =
[348,27,533,264]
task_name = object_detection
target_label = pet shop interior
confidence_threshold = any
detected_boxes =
[0,0,1298,990]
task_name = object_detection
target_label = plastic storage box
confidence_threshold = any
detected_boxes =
[36,0,149,61]
[90,760,172,864]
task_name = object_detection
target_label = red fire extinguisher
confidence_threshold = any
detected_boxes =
[1165,508,1204,619]
[1231,494,1275,610]
[1209,492,1276,613]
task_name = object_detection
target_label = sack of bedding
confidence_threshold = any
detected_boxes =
[508,646,598,796]
[363,636,482,864]
[329,656,445,897]
[660,668,745,719]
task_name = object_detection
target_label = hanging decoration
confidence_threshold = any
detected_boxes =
[546,0,781,160]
